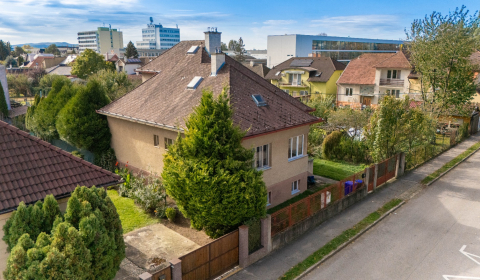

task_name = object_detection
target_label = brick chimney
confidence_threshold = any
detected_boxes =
[204,27,222,55]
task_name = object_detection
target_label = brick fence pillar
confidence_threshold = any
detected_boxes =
[395,152,405,178]
[170,258,182,280]
[373,164,378,191]
[139,272,152,280]
[238,225,249,268]
[261,215,272,253]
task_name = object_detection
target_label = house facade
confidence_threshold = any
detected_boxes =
[336,52,414,108]
[0,120,121,274]
[265,56,345,102]
[98,30,320,208]
[116,58,145,75]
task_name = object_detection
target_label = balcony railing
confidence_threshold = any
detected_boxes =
[279,81,309,88]
[379,79,404,87]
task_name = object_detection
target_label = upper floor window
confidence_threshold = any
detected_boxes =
[164,137,174,150]
[387,70,401,79]
[345,88,353,96]
[288,135,304,159]
[288,73,302,86]
[253,144,270,169]
[154,135,159,147]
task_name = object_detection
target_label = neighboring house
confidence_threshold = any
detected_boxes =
[105,51,120,63]
[97,29,320,208]
[241,61,270,78]
[116,58,146,75]
[336,52,413,108]
[25,56,64,69]
[0,120,121,273]
[45,65,75,78]
[265,57,346,102]
[470,51,480,103]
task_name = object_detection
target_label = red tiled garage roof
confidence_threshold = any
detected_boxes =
[0,121,121,213]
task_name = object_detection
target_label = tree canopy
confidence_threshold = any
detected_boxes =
[0,80,8,118]
[3,187,125,280]
[87,69,139,102]
[71,49,115,79]
[406,5,480,116]
[233,37,247,62]
[14,46,25,57]
[162,88,267,238]
[124,41,138,59]
[56,79,111,154]
[45,44,60,56]
[0,40,10,61]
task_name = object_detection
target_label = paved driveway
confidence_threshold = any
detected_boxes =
[303,150,480,280]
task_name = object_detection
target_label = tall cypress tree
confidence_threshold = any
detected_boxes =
[162,87,267,238]
[0,80,8,119]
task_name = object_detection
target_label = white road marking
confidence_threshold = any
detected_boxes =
[442,246,480,279]
[460,245,480,266]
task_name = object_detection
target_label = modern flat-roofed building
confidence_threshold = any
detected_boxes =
[136,17,180,50]
[78,26,124,54]
[267,34,403,68]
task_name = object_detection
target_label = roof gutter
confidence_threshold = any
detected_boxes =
[242,118,323,140]
[97,110,184,133]
[135,69,161,74]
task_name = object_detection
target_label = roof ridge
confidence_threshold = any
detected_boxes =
[0,120,119,179]
[371,52,400,68]
[139,40,204,71]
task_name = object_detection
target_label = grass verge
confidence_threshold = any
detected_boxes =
[421,141,480,185]
[107,189,158,233]
[313,159,367,181]
[279,198,402,280]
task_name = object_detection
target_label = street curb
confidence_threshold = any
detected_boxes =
[425,145,480,187]
[293,201,406,280]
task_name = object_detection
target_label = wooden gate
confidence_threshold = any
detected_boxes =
[152,265,172,280]
[179,230,239,280]
[385,155,397,181]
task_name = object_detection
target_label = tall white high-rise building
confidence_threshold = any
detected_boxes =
[136,17,180,50]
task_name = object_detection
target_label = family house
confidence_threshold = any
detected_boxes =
[0,120,121,273]
[336,52,413,108]
[265,57,345,101]
[97,29,321,208]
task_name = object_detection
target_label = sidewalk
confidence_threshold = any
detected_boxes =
[229,132,480,280]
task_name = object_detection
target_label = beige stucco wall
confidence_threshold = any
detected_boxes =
[107,116,181,175]
[0,198,69,279]
[109,115,311,207]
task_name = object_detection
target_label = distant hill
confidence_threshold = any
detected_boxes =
[12,42,78,48]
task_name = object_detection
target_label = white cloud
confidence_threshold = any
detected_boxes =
[263,20,297,26]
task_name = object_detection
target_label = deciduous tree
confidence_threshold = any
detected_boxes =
[71,49,115,79]
[162,88,267,238]
[234,37,247,62]
[45,44,60,56]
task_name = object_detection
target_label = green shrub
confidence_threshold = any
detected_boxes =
[322,131,343,160]
[155,205,167,218]
[165,207,176,222]
[95,148,117,172]
[457,123,469,141]
[72,150,84,159]
[131,174,166,213]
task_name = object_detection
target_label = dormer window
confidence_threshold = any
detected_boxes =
[187,45,199,54]
[252,94,267,107]
[187,76,203,89]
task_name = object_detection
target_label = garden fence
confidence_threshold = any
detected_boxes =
[151,265,172,280]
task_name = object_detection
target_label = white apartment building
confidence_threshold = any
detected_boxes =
[78,26,124,54]
[136,17,180,50]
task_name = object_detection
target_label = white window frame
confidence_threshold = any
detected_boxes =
[288,135,304,160]
[164,137,174,150]
[253,144,270,170]
[291,73,302,86]
[154,135,159,147]
[345,87,353,96]
[291,180,300,195]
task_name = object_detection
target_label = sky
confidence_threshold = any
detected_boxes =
[0,0,477,49]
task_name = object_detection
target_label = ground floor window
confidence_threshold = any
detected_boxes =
[267,191,272,206]
[291,180,299,194]
[386,89,400,98]
[154,135,159,147]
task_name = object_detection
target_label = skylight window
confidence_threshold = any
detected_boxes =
[252,94,267,107]
[187,76,203,89]
[187,45,199,54]
[276,71,281,76]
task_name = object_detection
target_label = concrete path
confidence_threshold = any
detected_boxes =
[229,132,480,280]
[303,144,480,280]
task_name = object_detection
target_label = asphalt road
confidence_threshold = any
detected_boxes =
[303,150,480,280]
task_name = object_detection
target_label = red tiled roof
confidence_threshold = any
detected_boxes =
[337,53,411,85]
[0,121,121,213]
[98,40,319,138]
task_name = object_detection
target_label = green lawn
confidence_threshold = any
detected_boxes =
[107,190,158,233]
[313,159,368,181]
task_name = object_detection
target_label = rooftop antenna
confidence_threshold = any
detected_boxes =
[150,17,153,24]
[207,27,210,32]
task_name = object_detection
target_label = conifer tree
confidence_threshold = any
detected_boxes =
[124,41,139,59]
[0,80,8,119]
[162,88,267,238]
